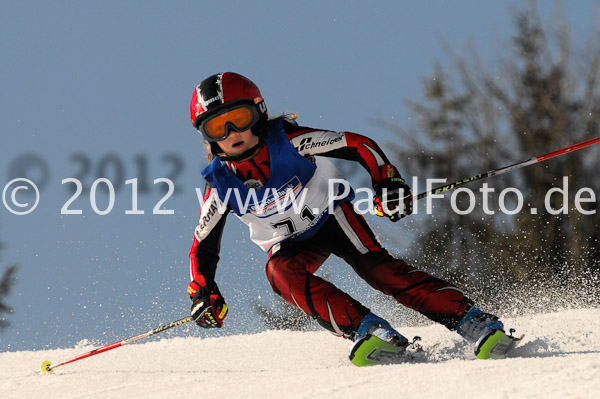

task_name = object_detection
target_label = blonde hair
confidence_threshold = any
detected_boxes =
[203,142,214,162]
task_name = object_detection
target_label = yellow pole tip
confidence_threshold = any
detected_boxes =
[41,360,53,373]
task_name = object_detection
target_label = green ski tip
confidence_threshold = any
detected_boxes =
[349,335,406,367]
[475,329,523,359]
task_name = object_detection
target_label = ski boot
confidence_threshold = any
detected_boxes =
[457,306,522,359]
[349,313,409,366]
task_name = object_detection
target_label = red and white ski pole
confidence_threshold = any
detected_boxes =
[41,316,193,373]
[416,136,600,200]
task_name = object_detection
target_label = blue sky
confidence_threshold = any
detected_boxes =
[1,1,598,351]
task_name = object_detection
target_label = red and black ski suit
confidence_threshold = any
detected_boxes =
[189,118,471,339]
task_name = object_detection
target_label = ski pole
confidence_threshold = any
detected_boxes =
[415,136,600,200]
[41,316,193,373]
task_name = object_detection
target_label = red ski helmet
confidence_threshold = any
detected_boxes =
[190,72,268,141]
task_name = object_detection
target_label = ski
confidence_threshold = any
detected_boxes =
[349,335,422,367]
[475,329,524,359]
[350,329,524,366]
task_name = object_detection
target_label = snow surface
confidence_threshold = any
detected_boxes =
[2,308,600,399]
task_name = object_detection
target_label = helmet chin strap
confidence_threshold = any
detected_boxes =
[216,140,264,162]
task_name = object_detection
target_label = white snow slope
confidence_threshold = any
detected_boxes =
[2,308,600,399]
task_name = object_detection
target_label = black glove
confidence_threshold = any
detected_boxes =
[373,165,413,222]
[188,280,228,328]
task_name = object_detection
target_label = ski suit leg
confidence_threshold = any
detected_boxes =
[329,202,471,330]
[266,244,370,337]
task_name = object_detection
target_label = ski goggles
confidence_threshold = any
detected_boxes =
[196,100,261,142]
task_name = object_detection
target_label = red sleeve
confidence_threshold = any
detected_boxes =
[284,121,394,183]
[189,183,228,288]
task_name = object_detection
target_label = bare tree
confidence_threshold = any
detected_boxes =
[383,2,600,305]
[0,239,18,332]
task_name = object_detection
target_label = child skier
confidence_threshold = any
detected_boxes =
[186,72,512,363]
